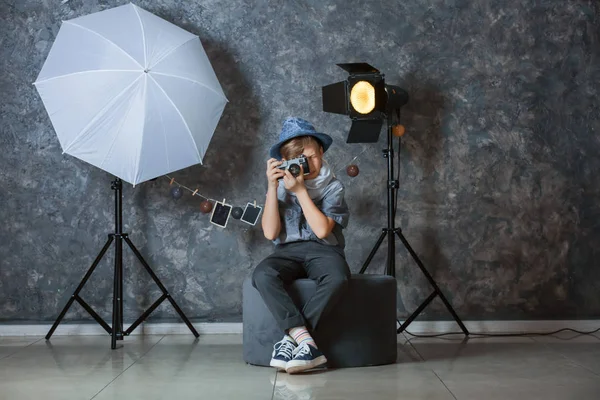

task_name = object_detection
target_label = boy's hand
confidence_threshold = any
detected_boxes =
[266,158,285,188]
[283,166,306,193]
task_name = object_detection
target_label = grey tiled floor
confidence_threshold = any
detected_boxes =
[0,332,599,399]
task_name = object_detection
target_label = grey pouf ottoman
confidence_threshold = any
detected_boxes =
[243,274,397,368]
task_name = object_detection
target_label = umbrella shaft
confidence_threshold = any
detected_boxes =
[112,178,123,234]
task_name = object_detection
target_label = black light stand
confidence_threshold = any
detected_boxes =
[359,112,469,336]
[46,178,199,349]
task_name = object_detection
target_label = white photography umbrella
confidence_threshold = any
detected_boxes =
[33,3,228,185]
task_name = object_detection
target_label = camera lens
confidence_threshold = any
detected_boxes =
[288,164,300,177]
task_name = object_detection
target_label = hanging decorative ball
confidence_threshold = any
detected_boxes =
[170,186,183,199]
[231,207,244,220]
[392,124,406,137]
[346,164,359,177]
[200,200,213,214]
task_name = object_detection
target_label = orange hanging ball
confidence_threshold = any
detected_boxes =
[392,124,405,137]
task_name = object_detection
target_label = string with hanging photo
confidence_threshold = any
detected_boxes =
[164,175,263,228]
[162,148,368,228]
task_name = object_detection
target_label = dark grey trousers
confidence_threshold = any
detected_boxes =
[251,241,351,334]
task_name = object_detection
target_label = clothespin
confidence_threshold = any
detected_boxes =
[192,189,198,196]
[170,178,175,185]
[254,200,257,208]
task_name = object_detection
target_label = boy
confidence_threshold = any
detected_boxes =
[252,117,351,374]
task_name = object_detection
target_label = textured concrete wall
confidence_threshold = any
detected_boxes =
[1,0,599,323]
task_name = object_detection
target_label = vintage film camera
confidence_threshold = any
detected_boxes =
[277,155,310,177]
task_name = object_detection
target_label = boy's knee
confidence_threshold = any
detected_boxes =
[322,272,348,291]
[251,266,264,288]
[251,261,275,288]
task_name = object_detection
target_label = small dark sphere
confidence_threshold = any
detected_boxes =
[170,186,183,199]
[231,207,244,220]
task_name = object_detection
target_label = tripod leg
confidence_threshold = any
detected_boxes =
[119,246,124,340]
[387,229,396,277]
[124,237,199,337]
[46,237,114,340]
[111,235,123,349]
[359,230,387,274]
[395,230,469,335]
[126,294,167,335]
[397,291,436,333]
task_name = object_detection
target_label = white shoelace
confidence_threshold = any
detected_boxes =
[292,343,311,357]
[275,340,295,359]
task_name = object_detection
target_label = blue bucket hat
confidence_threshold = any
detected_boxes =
[269,117,333,160]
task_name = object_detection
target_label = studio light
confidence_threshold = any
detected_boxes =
[321,63,468,337]
[322,63,408,143]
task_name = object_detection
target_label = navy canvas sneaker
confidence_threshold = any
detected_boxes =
[285,342,327,374]
[270,335,297,370]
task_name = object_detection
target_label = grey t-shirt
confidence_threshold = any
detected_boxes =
[273,178,350,248]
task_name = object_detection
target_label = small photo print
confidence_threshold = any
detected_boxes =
[241,202,262,226]
[210,200,232,228]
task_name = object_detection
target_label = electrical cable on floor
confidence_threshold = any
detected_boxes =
[402,327,600,338]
